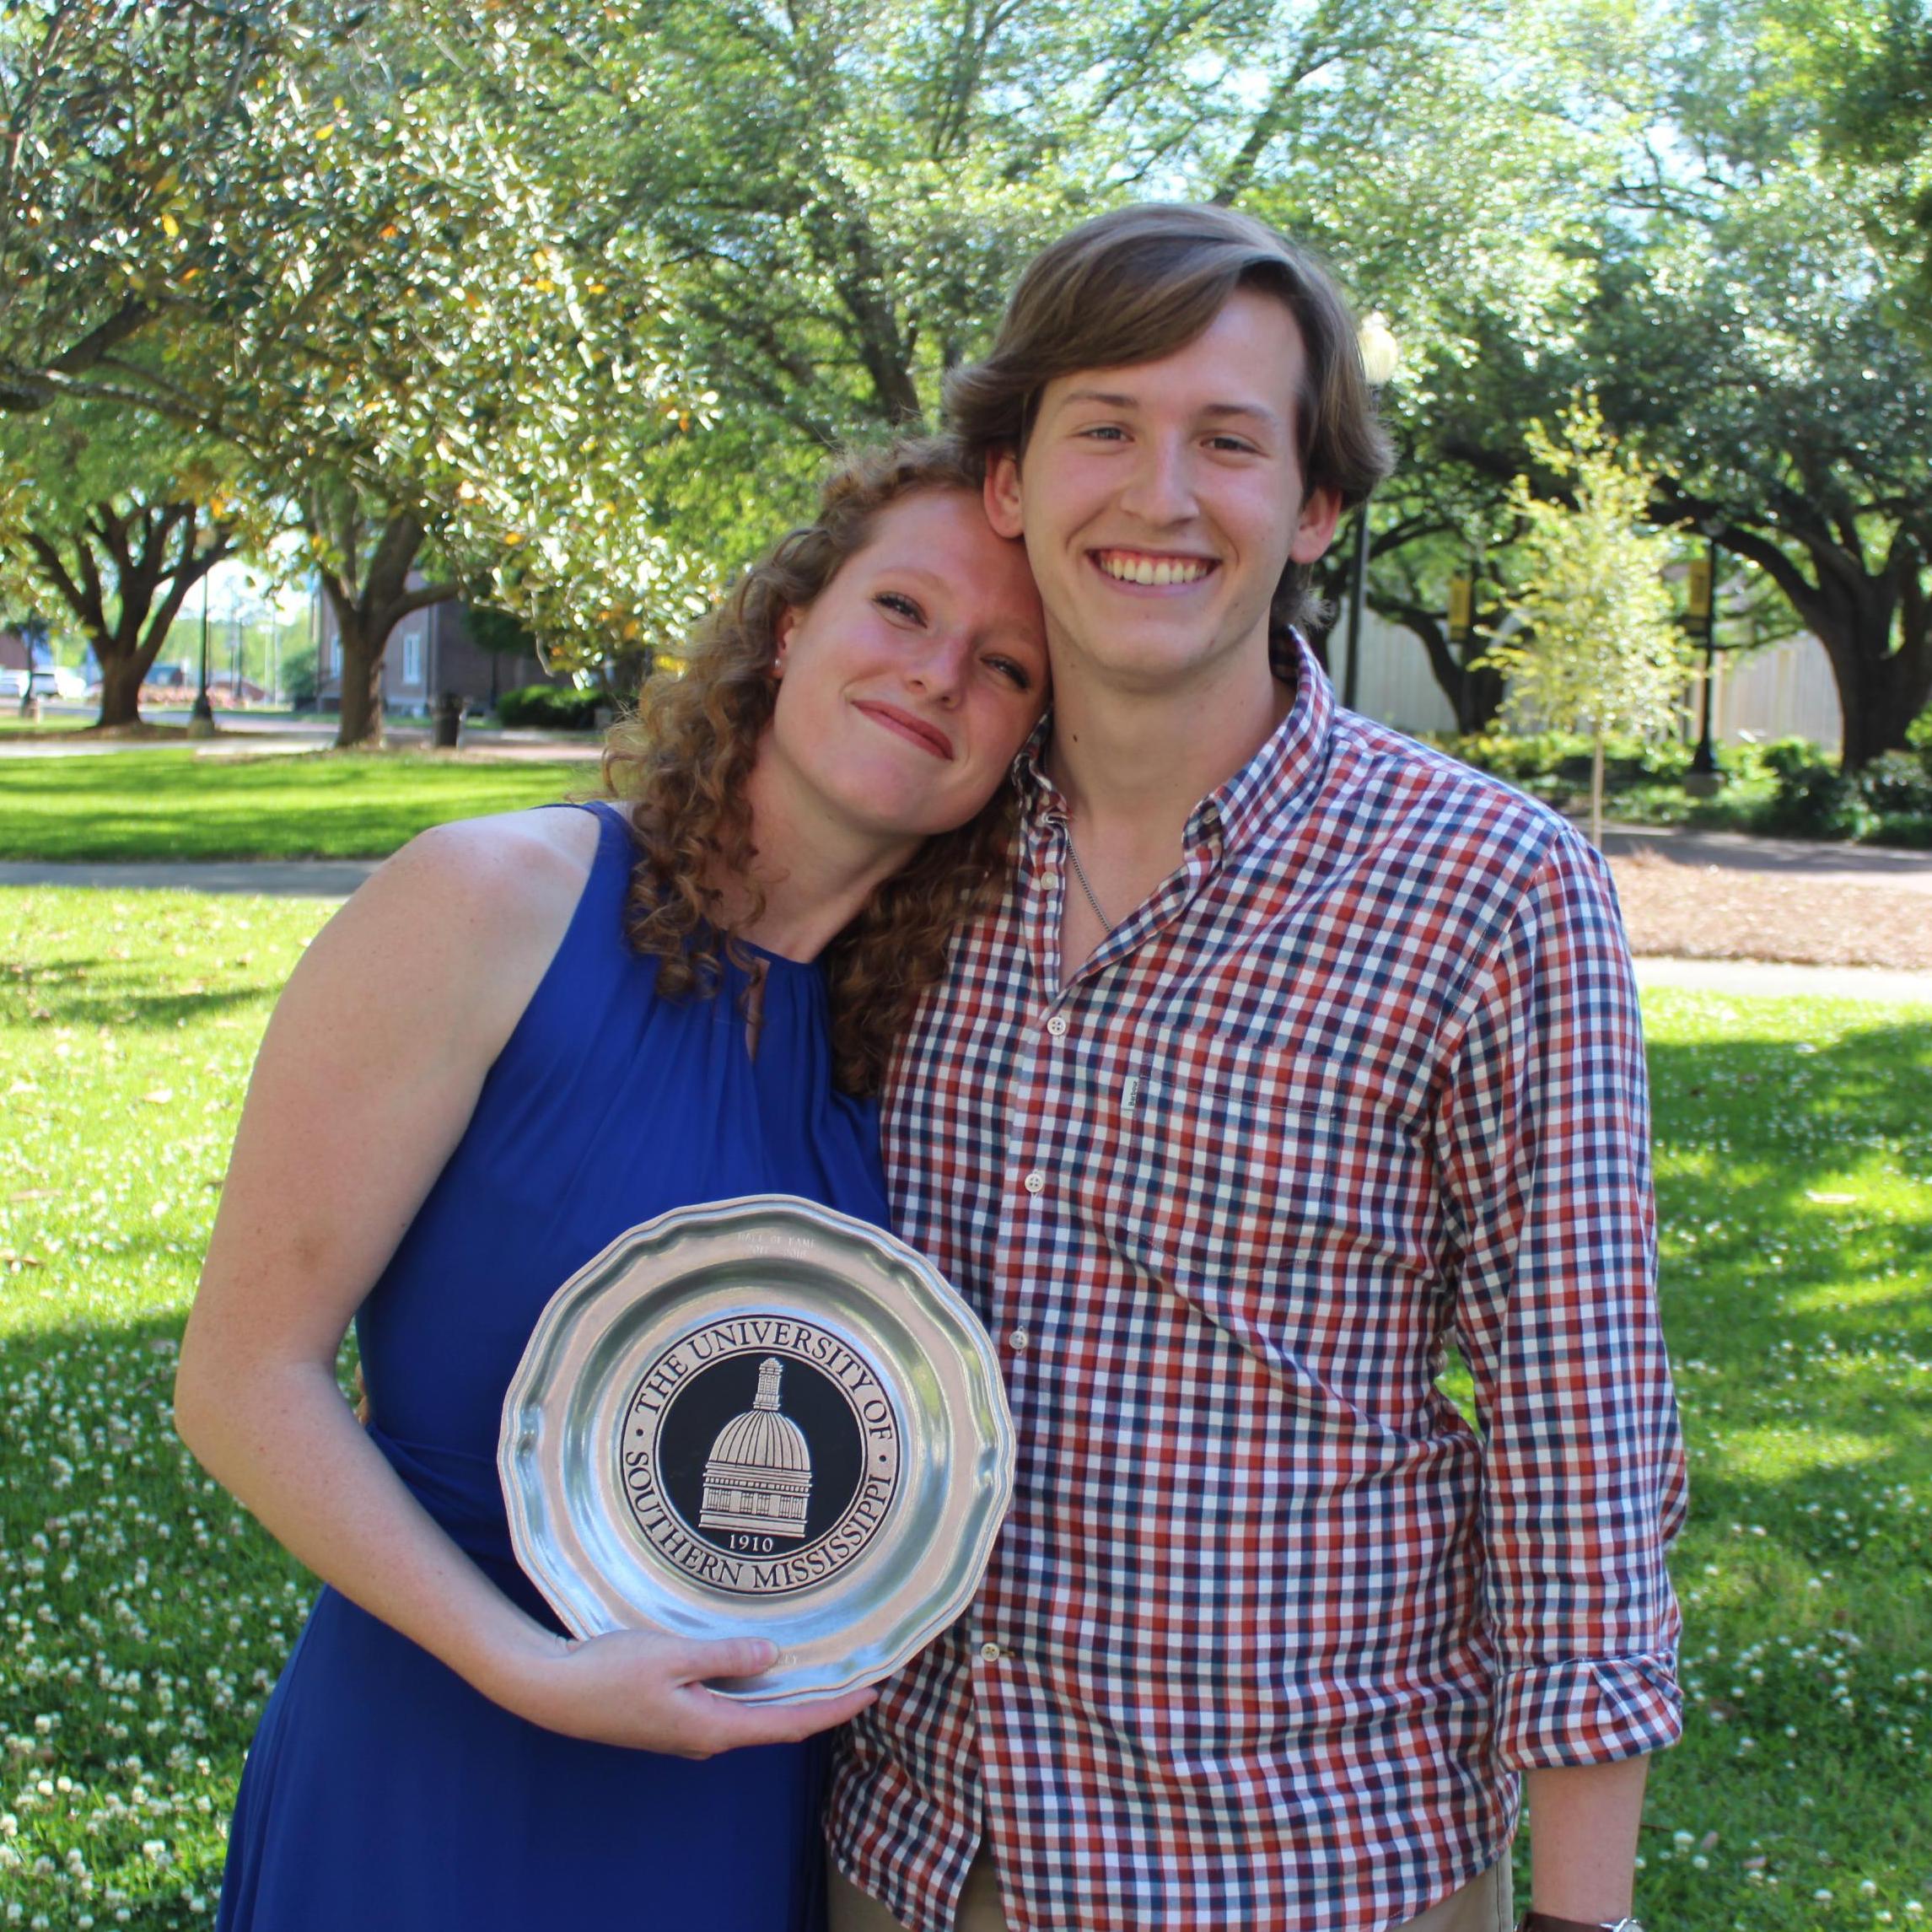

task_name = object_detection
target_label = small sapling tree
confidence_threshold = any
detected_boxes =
[1497,401,1690,847]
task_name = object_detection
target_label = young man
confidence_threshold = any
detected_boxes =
[827,204,1685,1932]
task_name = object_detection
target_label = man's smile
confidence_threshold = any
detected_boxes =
[1090,547,1219,589]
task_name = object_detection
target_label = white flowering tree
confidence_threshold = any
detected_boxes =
[1497,401,1690,846]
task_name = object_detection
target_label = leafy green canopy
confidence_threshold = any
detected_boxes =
[1579,14,1932,765]
[0,0,295,416]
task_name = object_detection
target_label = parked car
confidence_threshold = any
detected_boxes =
[0,667,24,699]
[27,665,87,700]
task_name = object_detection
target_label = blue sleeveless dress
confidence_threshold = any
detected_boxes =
[217,802,889,1932]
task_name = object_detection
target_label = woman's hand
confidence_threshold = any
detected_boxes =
[487,1625,875,1758]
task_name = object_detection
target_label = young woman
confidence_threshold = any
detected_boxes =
[175,439,1047,1932]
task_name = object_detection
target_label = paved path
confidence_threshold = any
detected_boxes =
[0,858,381,896]
[0,711,603,762]
[5,861,1931,1005]
[1593,822,1932,891]
[1631,956,1932,1005]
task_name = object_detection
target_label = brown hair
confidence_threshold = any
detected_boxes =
[944,202,1395,634]
[600,437,1020,1096]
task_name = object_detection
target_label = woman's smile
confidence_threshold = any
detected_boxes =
[852,697,956,761]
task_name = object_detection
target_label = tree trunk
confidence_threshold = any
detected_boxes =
[96,653,148,729]
[1706,520,1932,771]
[1590,729,1606,848]
[1376,597,1508,735]
[1836,633,1932,770]
[1458,655,1507,735]
[309,502,452,751]
[335,612,387,750]
[24,502,225,731]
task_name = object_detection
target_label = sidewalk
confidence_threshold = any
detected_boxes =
[0,709,604,763]
[5,859,1931,1005]
[1594,822,1932,893]
[1631,956,1932,1005]
[0,858,381,896]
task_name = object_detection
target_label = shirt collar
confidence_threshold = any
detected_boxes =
[1014,630,1337,860]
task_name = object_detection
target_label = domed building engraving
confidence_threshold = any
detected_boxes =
[698,1358,812,1539]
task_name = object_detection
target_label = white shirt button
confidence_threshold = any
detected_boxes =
[1046,1014,1068,1037]
[980,1642,1003,1662]
[1009,1328,1030,1352]
[1022,1171,1046,1195]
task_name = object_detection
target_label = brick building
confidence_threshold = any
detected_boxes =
[314,582,563,715]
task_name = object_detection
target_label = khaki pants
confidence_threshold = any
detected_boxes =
[828,1852,1513,1932]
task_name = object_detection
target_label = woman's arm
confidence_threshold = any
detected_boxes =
[175,810,872,1757]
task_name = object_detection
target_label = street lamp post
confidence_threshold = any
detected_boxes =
[1341,310,1400,713]
[187,573,217,737]
[1685,530,1720,797]
[1447,569,1476,734]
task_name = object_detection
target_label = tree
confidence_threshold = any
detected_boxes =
[1493,402,1688,846]
[7,2,702,740]
[180,29,665,742]
[1231,0,1640,723]
[0,0,294,414]
[1803,0,1932,311]
[428,3,1541,464]
[1360,0,1932,767]
[0,406,245,727]
[1585,160,1932,769]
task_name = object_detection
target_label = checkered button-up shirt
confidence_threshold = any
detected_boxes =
[829,639,1687,1932]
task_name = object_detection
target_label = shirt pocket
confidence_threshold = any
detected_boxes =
[1117,1029,1436,1384]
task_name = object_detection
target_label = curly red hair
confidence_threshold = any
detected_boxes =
[600,438,1022,1095]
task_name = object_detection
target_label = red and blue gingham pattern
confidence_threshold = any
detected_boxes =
[828,640,1687,1932]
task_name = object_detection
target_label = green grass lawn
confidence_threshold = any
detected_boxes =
[0,751,588,862]
[1,888,1928,1928]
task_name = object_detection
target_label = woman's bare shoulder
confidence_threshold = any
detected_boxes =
[374,803,603,928]
[292,805,612,1054]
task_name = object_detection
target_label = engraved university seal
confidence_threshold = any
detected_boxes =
[619,1312,902,1596]
[499,1194,1014,1701]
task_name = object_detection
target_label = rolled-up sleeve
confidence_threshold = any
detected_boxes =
[1436,826,1687,1768]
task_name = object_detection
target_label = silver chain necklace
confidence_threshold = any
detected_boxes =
[1064,825,1115,932]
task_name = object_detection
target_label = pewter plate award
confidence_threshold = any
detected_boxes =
[498,1194,1014,1703]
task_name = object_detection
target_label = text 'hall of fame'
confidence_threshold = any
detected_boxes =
[620,1313,903,1596]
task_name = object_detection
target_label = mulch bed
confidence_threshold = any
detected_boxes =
[1609,852,1932,971]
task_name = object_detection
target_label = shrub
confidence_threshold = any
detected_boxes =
[1867,811,1932,849]
[282,644,318,710]
[1856,750,1932,818]
[494,682,605,729]
[1759,739,1875,840]
[1445,730,1694,790]
[1448,730,1580,783]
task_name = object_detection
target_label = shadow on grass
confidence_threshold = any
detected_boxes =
[5,954,272,1030]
